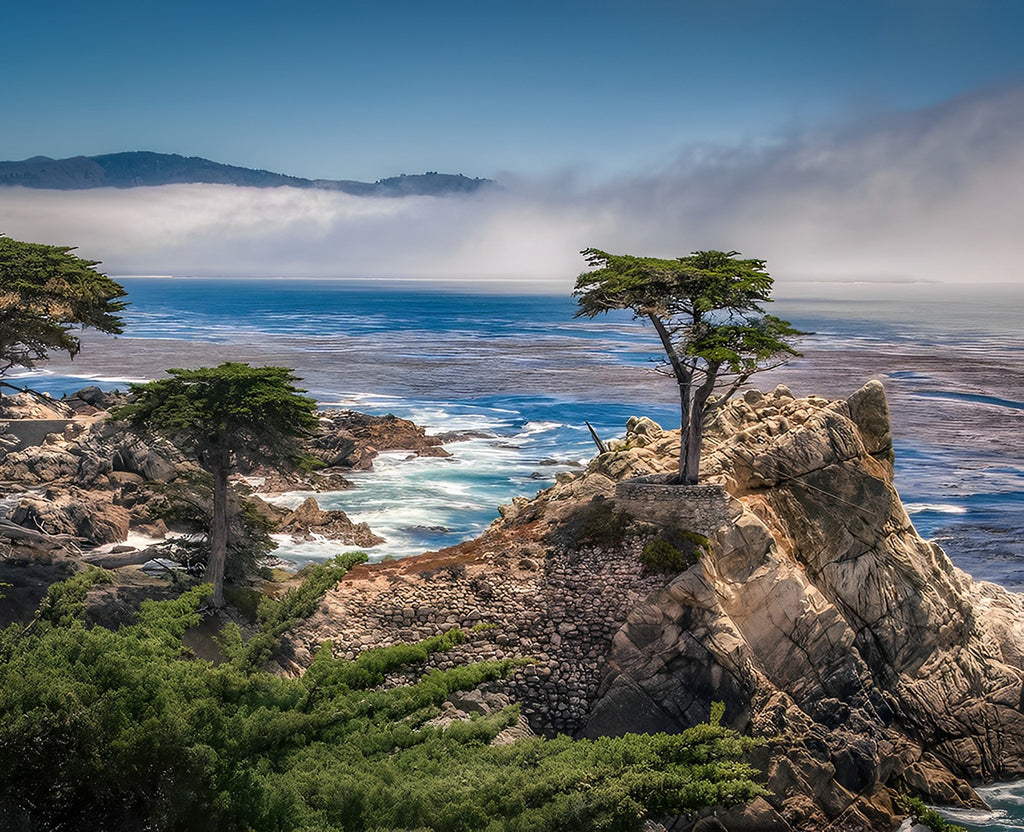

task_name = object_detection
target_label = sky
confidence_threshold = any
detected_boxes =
[3,0,1024,287]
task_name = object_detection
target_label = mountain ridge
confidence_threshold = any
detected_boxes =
[0,151,493,197]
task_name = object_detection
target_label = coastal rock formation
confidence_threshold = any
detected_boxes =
[256,469,352,496]
[279,496,384,547]
[10,489,130,546]
[0,394,448,585]
[284,381,1024,831]
[305,410,451,470]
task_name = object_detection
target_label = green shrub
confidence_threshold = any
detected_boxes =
[222,584,262,621]
[0,560,765,832]
[557,496,632,549]
[641,530,711,575]
[895,795,967,832]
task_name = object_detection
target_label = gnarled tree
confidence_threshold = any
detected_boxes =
[0,235,127,395]
[575,248,802,484]
[113,363,319,606]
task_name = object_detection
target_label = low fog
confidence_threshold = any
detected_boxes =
[3,84,1023,290]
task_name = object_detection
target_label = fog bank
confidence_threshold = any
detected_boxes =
[2,84,1022,290]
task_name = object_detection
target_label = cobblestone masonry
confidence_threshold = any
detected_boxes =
[613,477,737,536]
[285,535,675,738]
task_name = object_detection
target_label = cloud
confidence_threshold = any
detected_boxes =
[2,83,1023,290]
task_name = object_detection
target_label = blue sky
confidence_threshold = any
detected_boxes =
[5,0,1024,180]
[3,1,1024,286]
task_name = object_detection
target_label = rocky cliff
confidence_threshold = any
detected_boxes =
[283,381,1024,831]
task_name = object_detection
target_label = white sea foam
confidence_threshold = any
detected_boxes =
[904,503,969,515]
[518,420,566,435]
[935,781,1024,830]
[88,531,166,554]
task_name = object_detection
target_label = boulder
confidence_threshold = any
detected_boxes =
[10,489,130,546]
[280,497,384,547]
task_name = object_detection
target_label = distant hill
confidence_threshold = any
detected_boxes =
[0,152,493,196]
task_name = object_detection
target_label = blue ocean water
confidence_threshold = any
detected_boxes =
[14,277,1024,829]
[23,278,1022,575]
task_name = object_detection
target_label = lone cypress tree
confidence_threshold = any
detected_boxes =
[114,363,319,606]
[575,249,802,484]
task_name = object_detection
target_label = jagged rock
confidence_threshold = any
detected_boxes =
[305,410,451,469]
[0,444,86,484]
[0,392,71,420]
[256,468,353,495]
[280,496,384,546]
[10,489,130,545]
[0,417,186,487]
[280,381,1024,832]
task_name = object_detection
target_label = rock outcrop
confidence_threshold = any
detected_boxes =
[283,381,1024,832]
[0,394,448,579]
[304,410,451,470]
[279,497,385,547]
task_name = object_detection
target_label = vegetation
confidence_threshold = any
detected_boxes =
[0,234,126,393]
[574,249,802,484]
[113,363,319,606]
[0,562,766,832]
[556,495,633,550]
[140,471,279,582]
[640,531,711,575]
[895,795,967,832]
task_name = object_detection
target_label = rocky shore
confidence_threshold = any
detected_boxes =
[278,381,1024,832]
[3,381,1023,831]
[0,388,448,623]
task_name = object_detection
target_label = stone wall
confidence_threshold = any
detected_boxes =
[613,476,738,535]
[284,538,675,738]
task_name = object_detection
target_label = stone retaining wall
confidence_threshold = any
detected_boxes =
[284,539,675,738]
[284,481,740,738]
[613,476,736,535]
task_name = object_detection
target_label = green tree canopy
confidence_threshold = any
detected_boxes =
[0,234,127,383]
[575,249,803,484]
[113,363,320,605]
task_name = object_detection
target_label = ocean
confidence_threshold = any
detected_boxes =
[12,276,1024,830]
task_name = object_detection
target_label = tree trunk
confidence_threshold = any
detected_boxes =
[646,313,693,484]
[682,409,703,485]
[677,382,691,484]
[682,367,720,485]
[208,461,229,607]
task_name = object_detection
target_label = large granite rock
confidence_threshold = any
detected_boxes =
[283,381,1024,832]
[584,381,1024,828]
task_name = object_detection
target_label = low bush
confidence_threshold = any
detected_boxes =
[641,530,711,575]
[556,496,633,549]
[0,557,764,832]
